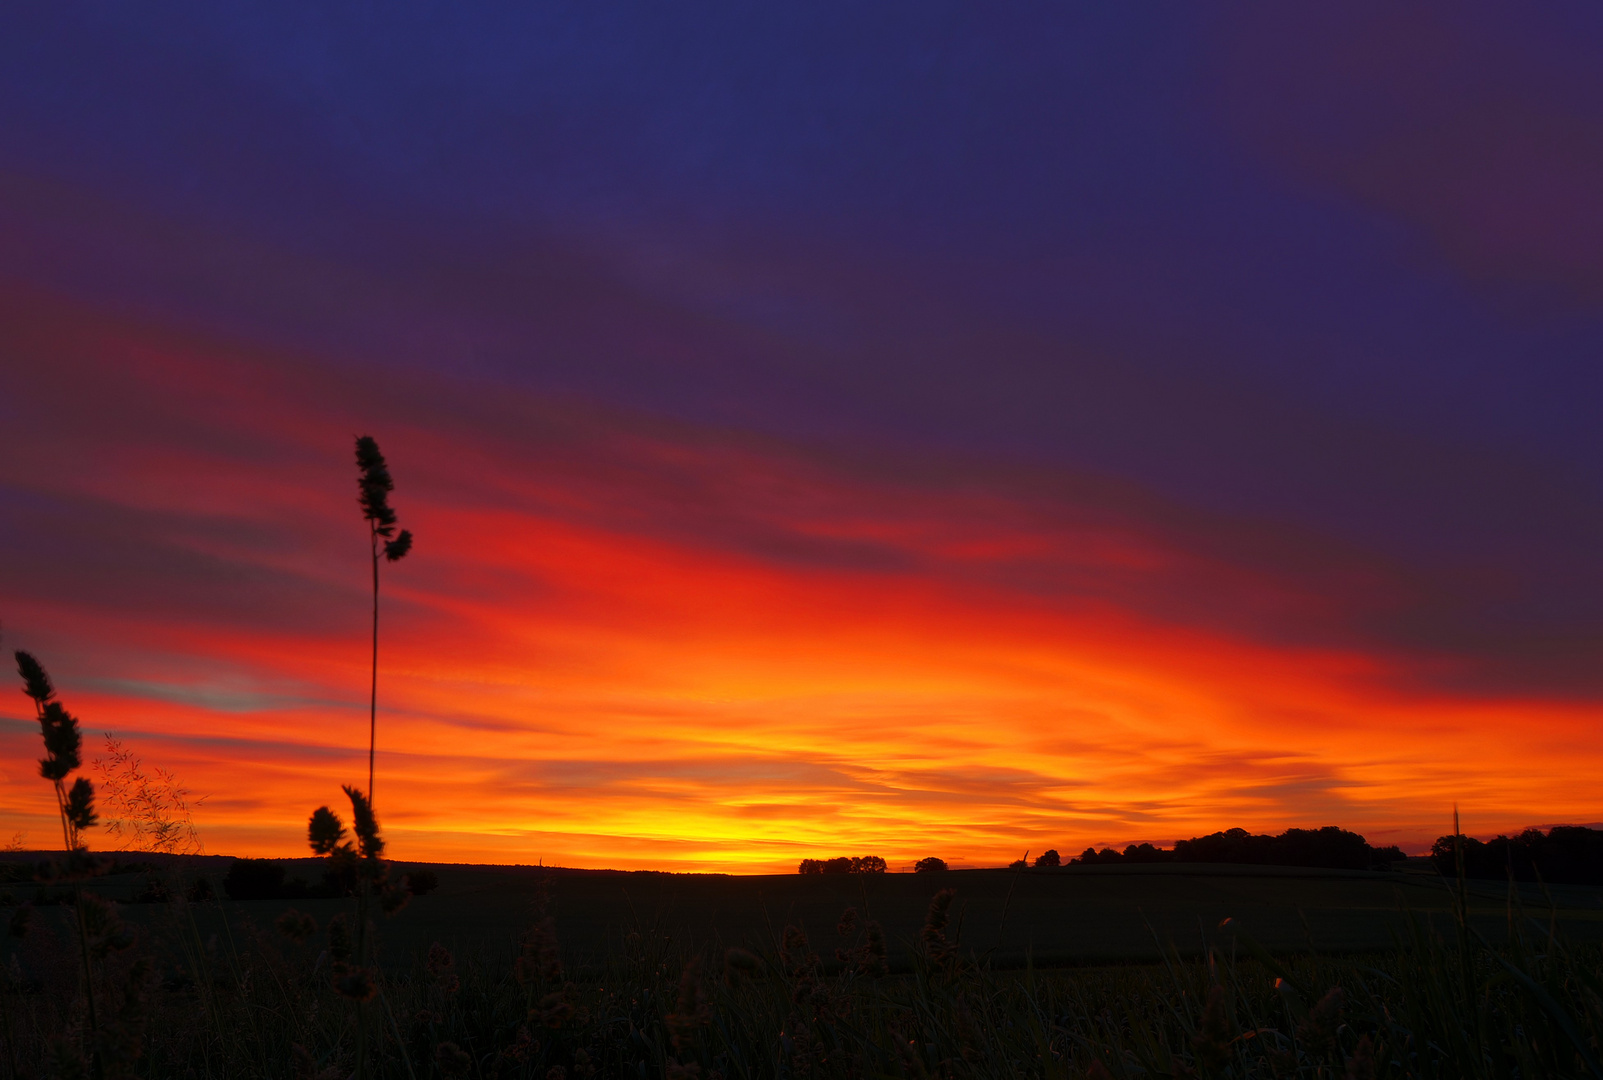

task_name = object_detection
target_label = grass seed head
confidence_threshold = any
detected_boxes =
[275,909,318,943]
[15,651,55,705]
[45,1037,89,1080]
[341,785,384,860]
[534,990,575,1028]
[921,888,958,963]
[307,806,346,855]
[65,777,97,842]
[326,913,353,963]
[427,943,460,992]
[354,436,398,534]
[384,529,413,562]
[332,963,377,1002]
[380,883,409,914]
[723,947,760,985]
[1298,987,1344,1056]
[781,924,817,976]
[80,893,134,958]
[515,916,563,986]
[1344,1033,1376,1080]
[1191,985,1235,1074]
[292,1044,344,1080]
[666,958,711,1049]
[836,906,858,937]
[37,702,83,781]
[435,1042,471,1077]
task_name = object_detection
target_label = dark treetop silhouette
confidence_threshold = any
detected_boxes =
[354,436,412,806]
[1069,826,1405,871]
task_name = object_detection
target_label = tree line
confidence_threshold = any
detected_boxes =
[797,855,888,874]
[798,826,1408,875]
[1066,826,1404,870]
[1430,825,1603,885]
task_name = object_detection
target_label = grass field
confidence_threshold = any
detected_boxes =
[18,858,1603,970]
[9,857,1603,1078]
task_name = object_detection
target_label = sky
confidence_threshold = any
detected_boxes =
[2,5,1601,871]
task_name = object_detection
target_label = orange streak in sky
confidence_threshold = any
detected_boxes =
[1,296,1598,869]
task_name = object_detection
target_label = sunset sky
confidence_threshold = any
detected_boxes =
[3,7,1602,871]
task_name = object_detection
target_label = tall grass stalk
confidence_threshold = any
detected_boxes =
[14,649,122,1080]
[354,435,412,806]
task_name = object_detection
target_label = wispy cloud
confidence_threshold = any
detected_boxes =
[2,296,1600,868]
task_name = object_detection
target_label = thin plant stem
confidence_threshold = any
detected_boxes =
[27,674,103,1078]
[378,985,419,1080]
[356,871,373,1080]
[73,888,104,1080]
[369,520,379,806]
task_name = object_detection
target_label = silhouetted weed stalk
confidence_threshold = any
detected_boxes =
[299,781,413,1080]
[322,434,417,1080]
[10,649,149,1080]
[355,434,413,806]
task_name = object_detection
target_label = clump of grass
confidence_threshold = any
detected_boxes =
[301,785,413,1080]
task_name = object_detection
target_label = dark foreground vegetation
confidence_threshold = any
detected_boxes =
[7,854,1603,1080]
[9,444,1603,1078]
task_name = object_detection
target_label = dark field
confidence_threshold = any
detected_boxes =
[10,858,1603,1078]
[20,859,1603,969]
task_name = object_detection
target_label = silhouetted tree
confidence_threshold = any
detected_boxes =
[1066,826,1396,869]
[1072,847,1123,864]
[1172,826,1380,870]
[354,436,413,807]
[1430,826,1603,885]
[1033,849,1060,868]
[798,855,888,874]
[914,856,948,873]
[1370,844,1405,866]
[1123,842,1172,863]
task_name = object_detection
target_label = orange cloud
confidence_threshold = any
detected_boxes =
[1,293,1599,870]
